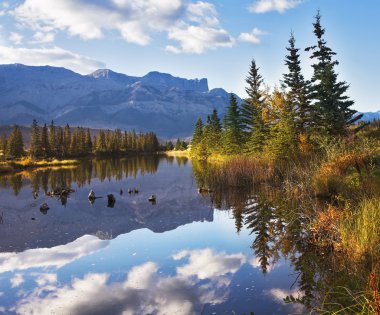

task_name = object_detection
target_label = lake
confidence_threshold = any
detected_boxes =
[0,156,314,314]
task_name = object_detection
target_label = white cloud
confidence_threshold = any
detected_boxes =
[0,45,105,74]
[9,248,247,315]
[11,0,233,54]
[166,24,235,54]
[187,1,219,27]
[9,32,23,44]
[0,235,109,273]
[32,31,55,43]
[249,0,303,13]
[239,27,266,44]
[12,0,183,45]
[173,248,246,279]
[10,273,24,288]
[264,287,305,313]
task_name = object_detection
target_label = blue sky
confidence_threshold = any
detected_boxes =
[0,0,379,112]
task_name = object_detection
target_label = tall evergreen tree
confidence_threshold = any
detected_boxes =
[63,124,71,157]
[41,123,50,158]
[306,11,360,135]
[0,135,7,158]
[7,125,24,158]
[191,118,203,146]
[30,119,42,158]
[49,120,56,157]
[222,94,243,154]
[283,33,312,134]
[241,60,268,153]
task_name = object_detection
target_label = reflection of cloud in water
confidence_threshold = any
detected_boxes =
[0,235,109,273]
[265,287,305,313]
[174,248,246,279]
[250,257,277,273]
[10,273,24,288]
[12,249,247,315]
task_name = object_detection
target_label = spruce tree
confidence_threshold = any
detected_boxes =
[0,135,7,158]
[48,120,56,157]
[85,129,92,153]
[306,11,360,135]
[7,125,24,158]
[222,94,243,154]
[41,123,50,158]
[30,119,42,159]
[63,124,71,157]
[191,118,203,146]
[283,33,311,134]
[241,60,268,153]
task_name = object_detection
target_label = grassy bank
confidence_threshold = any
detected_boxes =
[191,132,380,312]
[164,149,190,157]
[0,158,79,174]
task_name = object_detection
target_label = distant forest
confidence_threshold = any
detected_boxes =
[0,119,166,159]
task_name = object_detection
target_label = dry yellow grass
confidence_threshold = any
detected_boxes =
[0,158,79,174]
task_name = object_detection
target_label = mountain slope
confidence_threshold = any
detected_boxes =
[0,64,233,137]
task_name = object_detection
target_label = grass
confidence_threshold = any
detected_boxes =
[164,149,190,157]
[339,197,380,258]
[0,157,79,174]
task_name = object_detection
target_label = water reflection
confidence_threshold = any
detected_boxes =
[0,156,213,253]
[2,155,361,313]
[192,161,373,313]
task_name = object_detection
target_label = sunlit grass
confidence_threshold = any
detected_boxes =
[0,158,79,174]
[340,197,380,258]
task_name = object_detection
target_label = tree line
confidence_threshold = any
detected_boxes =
[0,120,160,159]
[191,12,362,159]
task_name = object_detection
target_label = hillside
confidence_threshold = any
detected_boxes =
[0,64,235,138]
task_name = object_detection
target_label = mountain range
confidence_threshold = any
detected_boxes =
[0,64,378,139]
[0,64,234,138]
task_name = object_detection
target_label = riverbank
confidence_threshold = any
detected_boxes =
[191,134,380,312]
[163,149,190,157]
[0,158,79,174]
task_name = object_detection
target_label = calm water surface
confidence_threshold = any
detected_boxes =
[0,156,305,314]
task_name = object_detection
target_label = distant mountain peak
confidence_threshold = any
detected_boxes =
[0,63,231,137]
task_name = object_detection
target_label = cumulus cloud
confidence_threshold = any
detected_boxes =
[0,45,105,74]
[32,31,55,43]
[264,287,305,313]
[166,24,234,54]
[9,32,23,45]
[239,27,266,44]
[249,0,303,13]
[174,248,246,279]
[11,247,247,315]
[0,235,109,273]
[11,0,233,53]
[10,273,24,288]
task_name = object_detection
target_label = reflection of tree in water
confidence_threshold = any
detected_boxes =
[245,198,275,274]
[0,155,170,195]
[9,174,22,196]
[192,162,377,312]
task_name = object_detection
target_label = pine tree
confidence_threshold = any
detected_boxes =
[0,135,7,158]
[206,108,222,151]
[7,125,24,158]
[49,120,56,157]
[41,123,50,158]
[241,60,268,153]
[63,124,71,157]
[222,94,244,154]
[30,119,42,159]
[191,118,203,146]
[265,90,298,159]
[283,33,312,134]
[306,11,360,136]
[85,128,92,153]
